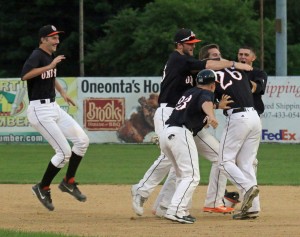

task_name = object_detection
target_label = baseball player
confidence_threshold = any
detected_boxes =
[131,28,252,216]
[213,57,261,220]
[237,46,268,116]
[199,43,242,208]
[162,69,218,224]
[21,25,89,211]
[235,45,268,217]
[199,43,262,219]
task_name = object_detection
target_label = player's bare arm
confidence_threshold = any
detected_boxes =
[22,55,66,81]
[55,80,76,106]
[202,101,218,129]
[206,60,253,71]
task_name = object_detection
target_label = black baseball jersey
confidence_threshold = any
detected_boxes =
[214,68,254,108]
[166,87,214,136]
[246,68,268,115]
[21,48,56,101]
[158,51,207,107]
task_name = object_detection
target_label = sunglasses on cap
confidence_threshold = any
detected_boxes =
[180,33,196,42]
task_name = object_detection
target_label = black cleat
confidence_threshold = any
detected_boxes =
[32,183,54,211]
[58,179,87,202]
[233,211,260,220]
[241,185,259,213]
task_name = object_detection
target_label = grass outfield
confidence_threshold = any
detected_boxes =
[0,143,299,236]
[0,143,299,185]
[0,229,82,237]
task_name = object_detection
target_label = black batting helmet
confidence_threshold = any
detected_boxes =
[196,69,217,85]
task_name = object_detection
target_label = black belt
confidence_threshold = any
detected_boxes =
[224,107,254,116]
[39,98,55,104]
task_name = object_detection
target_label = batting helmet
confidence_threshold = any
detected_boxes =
[196,69,217,85]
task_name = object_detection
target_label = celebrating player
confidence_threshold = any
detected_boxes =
[161,69,218,224]
[21,25,89,211]
[199,43,262,219]
[131,28,252,217]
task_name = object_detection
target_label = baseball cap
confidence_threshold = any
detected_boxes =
[196,69,217,85]
[174,28,201,44]
[39,25,64,38]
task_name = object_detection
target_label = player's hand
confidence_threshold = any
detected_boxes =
[50,55,66,69]
[207,116,218,129]
[235,62,253,71]
[250,80,257,93]
[61,92,76,106]
[65,96,76,106]
[219,94,234,109]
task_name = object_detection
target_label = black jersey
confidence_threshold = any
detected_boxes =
[21,48,56,101]
[246,68,268,115]
[214,68,254,108]
[166,87,214,136]
[158,51,207,107]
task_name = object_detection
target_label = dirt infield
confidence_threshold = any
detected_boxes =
[1,185,300,237]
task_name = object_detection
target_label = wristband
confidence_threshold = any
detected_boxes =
[215,102,219,109]
[231,61,235,69]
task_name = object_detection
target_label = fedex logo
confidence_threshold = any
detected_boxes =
[262,129,296,141]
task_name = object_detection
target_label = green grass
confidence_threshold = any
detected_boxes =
[0,229,83,237]
[0,143,299,185]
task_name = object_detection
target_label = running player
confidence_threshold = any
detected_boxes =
[21,25,89,211]
[162,69,218,224]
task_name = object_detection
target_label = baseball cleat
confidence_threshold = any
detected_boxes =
[241,185,259,213]
[32,183,54,211]
[58,179,87,202]
[131,185,147,216]
[203,206,234,214]
[164,213,196,224]
[232,211,260,220]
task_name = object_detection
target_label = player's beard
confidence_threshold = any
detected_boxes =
[183,48,193,56]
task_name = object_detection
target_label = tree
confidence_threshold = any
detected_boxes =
[0,0,299,77]
[85,0,276,76]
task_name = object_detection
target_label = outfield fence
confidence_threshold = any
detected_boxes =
[0,76,299,144]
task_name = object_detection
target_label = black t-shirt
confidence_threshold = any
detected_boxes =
[158,51,207,106]
[246,68,268,115]
[21,48,56,101]
[166,87,214,136]
[214,68,254,108]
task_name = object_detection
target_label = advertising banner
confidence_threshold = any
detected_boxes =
[0,78,77,143]
[77,77,160,143]
[1,76,300,144]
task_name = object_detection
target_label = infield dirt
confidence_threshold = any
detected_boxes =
[1,185,299,237]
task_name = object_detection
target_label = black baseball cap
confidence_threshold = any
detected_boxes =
[39,25,64,38]
[174,28,201,44]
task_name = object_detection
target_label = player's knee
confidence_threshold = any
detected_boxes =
[218,160,235,171]
[52,148,72,168]
[73,134,89,156]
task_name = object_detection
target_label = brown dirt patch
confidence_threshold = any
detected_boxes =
[1,185,299,237]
